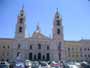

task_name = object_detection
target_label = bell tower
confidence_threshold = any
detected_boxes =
[53,8,63,40]
[15,6,26,39]
[52,8,65,61]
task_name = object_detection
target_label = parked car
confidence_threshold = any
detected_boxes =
[31,61,39,68]
[39,61,49,68]
[0,64,9,68]
[25,60,32,68]
[15,62,25,68]
[80,61,90,68]
[50,61,61,68]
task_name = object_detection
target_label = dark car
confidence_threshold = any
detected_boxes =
[0,64,9,68]
[81,63,90,68]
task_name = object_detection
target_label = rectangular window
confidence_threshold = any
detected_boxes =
[30,45,32,50]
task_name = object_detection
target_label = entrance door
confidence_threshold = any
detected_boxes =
[29,53,32,60]
[46,53,50,61]
[38,53,41,60]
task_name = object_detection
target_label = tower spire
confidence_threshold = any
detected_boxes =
[21,5,24,11]
[57,8,58,12]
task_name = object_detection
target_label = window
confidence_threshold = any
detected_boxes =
[18,44,21,49]
[8,46,10,49]
[21,13,23,16]
[38,53,41,60]
[30,45,32,50]
[84,48,87,51]
[88,48,90,51]
[19,27,22,32]
[29,53,32,60]
[68,48,70,51]
[38,44,41,49]
[85,54,87,57]
[3,46,5,48]
[57,29,60,34]
[72,48,74,50]
[56,20,60,26]
[80,48,82,51]
[88,54,90,57]
[47,45,50,50]
[20,18,23,24]
[56,15,59,18]
[46,53,50,61]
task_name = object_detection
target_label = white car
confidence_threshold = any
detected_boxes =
[50,61,61,68]
[15,62,25,68]
[25,60,32,68]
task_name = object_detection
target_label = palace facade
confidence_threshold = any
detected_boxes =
[0,7,90,62]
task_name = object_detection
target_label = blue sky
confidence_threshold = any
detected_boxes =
[0,0,90,40]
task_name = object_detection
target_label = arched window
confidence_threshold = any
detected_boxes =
[47,45,50,50]
[38,44,41,49]
[38,53,41,60]
[29,53,32,60]
[30,45,32,50]
[68,48,70,51]
[56,15,59,18]
[18,44,21,49]
[56,20,60,26]
[3,46,5,48]
[19,27,22,32]
[20,18,23,24]
[57,29,60,34]
[46,53,50,61]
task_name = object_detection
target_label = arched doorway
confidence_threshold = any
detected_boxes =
[38,53,41,60]
[29,53,32,60]
[46,53,50,61]
[43,55,45,61]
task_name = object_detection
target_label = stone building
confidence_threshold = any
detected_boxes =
[0,7,90,62]
[0,7,65,62]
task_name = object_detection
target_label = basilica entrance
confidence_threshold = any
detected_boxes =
[28,53,50,61]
